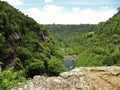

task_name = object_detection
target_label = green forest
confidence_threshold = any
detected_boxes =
[45,24,95,42]
[45,11,120,67]
[0,1,120,90]
[0,1,67,89]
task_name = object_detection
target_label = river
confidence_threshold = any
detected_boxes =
[63,56,74,69]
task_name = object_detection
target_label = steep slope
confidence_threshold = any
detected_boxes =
[0,1,66,78]
[66,11,120,66]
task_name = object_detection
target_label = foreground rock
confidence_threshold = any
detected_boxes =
[12,67,120,90]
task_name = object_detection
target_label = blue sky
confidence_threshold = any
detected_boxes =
[2,0,120,24]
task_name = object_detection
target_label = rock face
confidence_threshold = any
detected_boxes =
[12,67,120,90]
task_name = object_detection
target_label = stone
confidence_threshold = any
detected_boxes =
[12,66,120,90]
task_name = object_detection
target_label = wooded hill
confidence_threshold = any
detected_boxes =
[45,24,95,42]
[45,10,120,67]
[65,11,120,67]
[0,1,66,89]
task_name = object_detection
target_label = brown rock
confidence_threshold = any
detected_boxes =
[12,66,120,90]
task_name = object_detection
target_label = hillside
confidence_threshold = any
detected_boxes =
[45,24,95,42]
[0,1,67,89]
[66,11,120,66]
[44,11,120,67]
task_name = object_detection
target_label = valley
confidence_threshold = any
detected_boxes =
[45,11,120,67]
[0,0,120,89]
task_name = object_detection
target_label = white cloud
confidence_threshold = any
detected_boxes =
[44,0,53,3]
[43,4,64,14]
[101,6,109,10]
[25,8,51,24]
[2,0,23,6]
[24,4,65,24]
[72,7,80,13]
[77,9,115,24]
[24,4,116,24]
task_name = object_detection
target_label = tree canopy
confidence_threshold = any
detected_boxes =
[0,1,67,89]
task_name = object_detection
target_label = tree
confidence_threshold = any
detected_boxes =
[48,56,67,75]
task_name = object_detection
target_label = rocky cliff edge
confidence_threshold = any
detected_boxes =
[12,66,120,90]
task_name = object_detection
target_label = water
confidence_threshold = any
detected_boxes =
[63,56,74,69]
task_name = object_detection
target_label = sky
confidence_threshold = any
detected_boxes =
[2,0,120,24]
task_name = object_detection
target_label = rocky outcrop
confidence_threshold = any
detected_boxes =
[9,32,21,41]
[12,66,120,90]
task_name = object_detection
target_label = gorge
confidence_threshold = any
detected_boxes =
[0,1,120,90]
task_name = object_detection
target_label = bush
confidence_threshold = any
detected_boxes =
[0,67,27,90]
[48,56,67,75]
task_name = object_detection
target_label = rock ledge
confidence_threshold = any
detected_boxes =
[12,66,120,90]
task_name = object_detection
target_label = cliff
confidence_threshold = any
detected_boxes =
[12,66,120,90]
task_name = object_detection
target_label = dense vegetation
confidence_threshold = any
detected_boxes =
[0,1,120,89]
[0,1,66,89]
[45,24,95,42]
[45,10,120,67]
[64,11,120,66]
